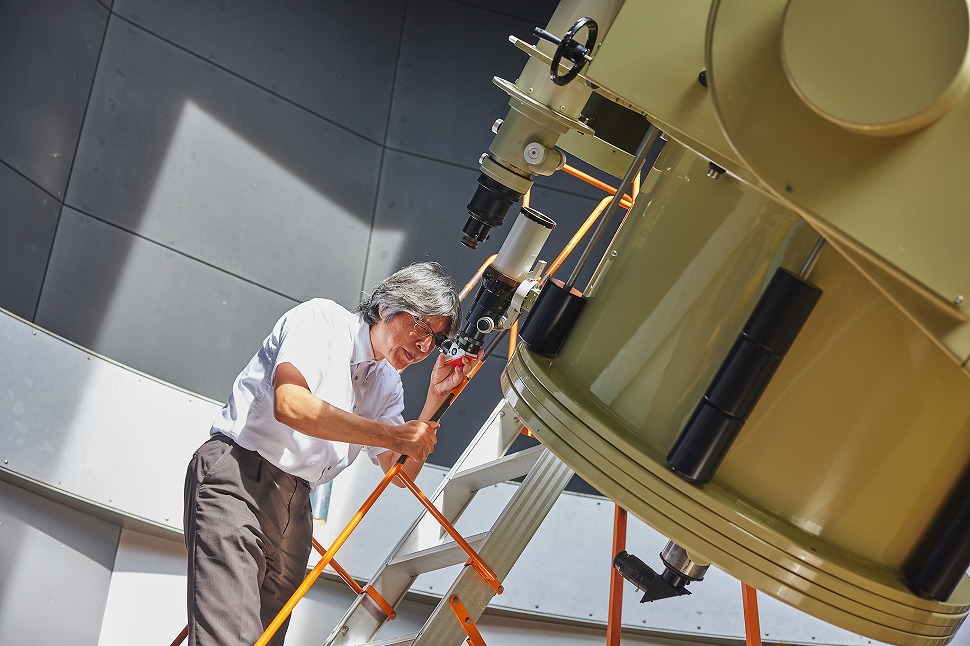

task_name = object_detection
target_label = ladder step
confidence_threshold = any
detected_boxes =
[360,632,416,646]
[386,531,489,576]
[449,444,545,492]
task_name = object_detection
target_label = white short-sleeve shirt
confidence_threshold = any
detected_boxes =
[210,299,403,486]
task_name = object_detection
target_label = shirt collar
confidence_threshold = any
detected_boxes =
[351,313,377,366]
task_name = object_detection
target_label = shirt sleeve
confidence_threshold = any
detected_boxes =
[274,301,348,397]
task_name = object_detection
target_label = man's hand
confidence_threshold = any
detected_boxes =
[391,419,439,462]
[384,353,478,483]
[428,353,477,403]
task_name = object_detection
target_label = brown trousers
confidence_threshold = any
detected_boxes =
[184,435,312,646]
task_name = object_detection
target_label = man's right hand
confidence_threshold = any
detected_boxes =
[392,420,439,462]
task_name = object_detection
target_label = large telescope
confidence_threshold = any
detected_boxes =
[457,1,970,644]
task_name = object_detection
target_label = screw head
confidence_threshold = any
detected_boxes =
[955,295,965,306]
[523,142,546,164]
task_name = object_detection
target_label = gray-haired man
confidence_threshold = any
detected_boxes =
[183,262,475,646]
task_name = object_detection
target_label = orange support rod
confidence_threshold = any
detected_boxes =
[741,583,763,646]
[361,584,398,622]
[254,461,405,646]
[169,624,188,646]
[561,164,634,209]
[543,195,613,280]
[460,255,497,302]
[311,538,396,620]
[395,469,504,595]
[606,505,628,646]
[508,318,518,358]
[444,359,486,407]
[449,594,488,646]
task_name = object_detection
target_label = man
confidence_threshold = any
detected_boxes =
[183,262,475,646]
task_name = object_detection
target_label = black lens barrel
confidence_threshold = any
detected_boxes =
[463,173,523,248]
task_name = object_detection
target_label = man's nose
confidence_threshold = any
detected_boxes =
[416,335,434,353]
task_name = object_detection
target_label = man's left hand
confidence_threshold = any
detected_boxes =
[428,352,477,402]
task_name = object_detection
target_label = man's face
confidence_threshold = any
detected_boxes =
[371,311,450,371]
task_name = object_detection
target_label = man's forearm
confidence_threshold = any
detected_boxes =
[275,383,399,451]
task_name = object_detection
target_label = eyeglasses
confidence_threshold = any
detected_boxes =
[409,313,446,347]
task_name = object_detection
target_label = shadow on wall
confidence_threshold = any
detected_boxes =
[31,1,573,402]
[9,1,622,488]
[0,478,118,645]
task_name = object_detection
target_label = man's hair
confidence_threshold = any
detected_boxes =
[356,262,461,336]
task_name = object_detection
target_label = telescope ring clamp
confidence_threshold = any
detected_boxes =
[436,262,546,368]
[497,263,545,329]
[534,17,598,86]
[437,337,470,368]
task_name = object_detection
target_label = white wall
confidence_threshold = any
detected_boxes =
[0,309,903,645]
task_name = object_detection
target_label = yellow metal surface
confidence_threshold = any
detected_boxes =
[583,1,748,180]
[504,348,970,644]
[706,0,970,362]
[557,128,633,180]
[780,0,970,136]
[474,1,970,642]
[502,142,970,644]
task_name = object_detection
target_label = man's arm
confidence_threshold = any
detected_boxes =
[273,362,438,461]
[377,353,478,484]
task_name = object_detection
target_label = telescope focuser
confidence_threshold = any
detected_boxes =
[454,206,555,356]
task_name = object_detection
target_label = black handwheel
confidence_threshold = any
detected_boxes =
[534,17,598,86]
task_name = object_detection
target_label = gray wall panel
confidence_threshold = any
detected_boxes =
[364,151,506,294]
[460,0,560,24]
[67,18,381,307]
[387,0,540,167]
[0,165,60,319]
[113,0,406,143]
[1,0,610,477]
[115,0,406,142]
[35,208,298,400]
[387,1,617,198]
[0,478,117,646]
[0,0,107,197]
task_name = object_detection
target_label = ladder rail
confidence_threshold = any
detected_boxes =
[410,448,574,645]
[324,399,548,646]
